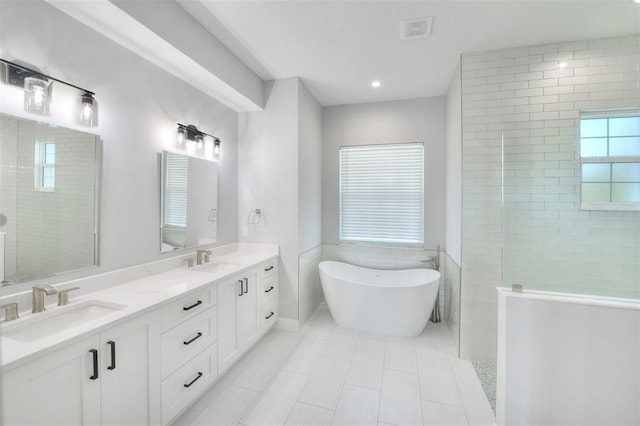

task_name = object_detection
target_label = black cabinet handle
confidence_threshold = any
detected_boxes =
[183,300,203,311]
[107,341,116,370]
[265,311,274,319]
[184,372,203,388]
[89,349,99,380]
[183,332,203,345]
[265,286,274,293]
[243,278,249,294]
[238,280,244,297]
[265,266,274,272]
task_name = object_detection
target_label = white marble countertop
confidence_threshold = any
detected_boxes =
[0,244,278,372]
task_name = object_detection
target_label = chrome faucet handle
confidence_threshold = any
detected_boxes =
[0,302,19,322]
[184,258,194,269]
[58,287,80,306]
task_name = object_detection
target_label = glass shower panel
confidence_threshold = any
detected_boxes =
[502,129,640,300]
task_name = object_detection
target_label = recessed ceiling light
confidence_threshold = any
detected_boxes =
[371,80,381,88]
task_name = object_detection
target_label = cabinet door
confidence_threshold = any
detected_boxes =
[217,277,242,373]
[100,310,161,426]
[0,335,102,426]
[238,271,259,349]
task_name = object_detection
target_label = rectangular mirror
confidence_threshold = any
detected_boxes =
[0,113,101,284]
[160,151,217,253]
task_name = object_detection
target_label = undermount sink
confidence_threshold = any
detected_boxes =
[192,261,239,273]
[0,300,127,343]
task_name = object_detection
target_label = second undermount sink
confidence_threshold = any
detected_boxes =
[0,300,127,343]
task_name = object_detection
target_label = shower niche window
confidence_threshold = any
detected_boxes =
[580,110,640,211]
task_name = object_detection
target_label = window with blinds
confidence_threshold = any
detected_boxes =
[340,142,424,244]
[162,152,188,228]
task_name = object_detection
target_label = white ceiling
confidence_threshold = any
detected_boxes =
[179,0,640,107]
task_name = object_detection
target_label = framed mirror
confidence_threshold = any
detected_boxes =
[160,151,217,253]
[0,113,101,284]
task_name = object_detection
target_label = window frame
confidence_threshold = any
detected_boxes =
[339,142,425,246]
[33,139,55,192]
[579,109,640,212]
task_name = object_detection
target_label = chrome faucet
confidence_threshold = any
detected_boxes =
[32,285,58,313]
[196,250,212,265]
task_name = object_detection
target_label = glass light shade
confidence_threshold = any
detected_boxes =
[204,138,214,159]
[24,77,52,115]
[194,133,204,144]
[177,126,187,145]
[79,92,98,127]
[214,139,221,160]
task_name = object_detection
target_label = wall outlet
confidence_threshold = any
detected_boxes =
[242,225,248,237]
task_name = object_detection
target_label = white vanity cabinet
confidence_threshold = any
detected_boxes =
[217,269,259,373]
[0,309,161,426]
[258,258,279,332]
[159,287,218,424]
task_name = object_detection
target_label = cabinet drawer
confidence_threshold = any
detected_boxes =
[161,306,217,379]
[260,259,278,280]
[161,288,213,332]
[261,300,278,331]
[161,343,218,424]
[261,275,278,303]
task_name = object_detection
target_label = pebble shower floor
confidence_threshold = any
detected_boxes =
[173,304,495,426]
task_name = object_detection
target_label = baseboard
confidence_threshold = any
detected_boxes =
[274,317,299,332]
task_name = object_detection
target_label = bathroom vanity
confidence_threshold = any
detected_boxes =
[0,244,279,426]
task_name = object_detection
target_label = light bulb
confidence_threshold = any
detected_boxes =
[24,76,52,115]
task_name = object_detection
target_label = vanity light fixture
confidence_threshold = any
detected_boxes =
[0,58,99,127]
[176,123,222,159]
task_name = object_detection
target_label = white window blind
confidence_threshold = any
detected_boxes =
[340,142,424,244]
[163,152,188,228]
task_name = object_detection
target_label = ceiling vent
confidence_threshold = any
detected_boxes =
[400,17,433,40]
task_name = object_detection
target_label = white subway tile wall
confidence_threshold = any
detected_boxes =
[443,253,461,356]
[461,35,640,362]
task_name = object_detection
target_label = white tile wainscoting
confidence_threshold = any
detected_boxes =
[172,304,494,426]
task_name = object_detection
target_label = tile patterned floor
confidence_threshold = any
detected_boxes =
[173,304,495,426]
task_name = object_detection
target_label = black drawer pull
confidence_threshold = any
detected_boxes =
[243,278,249,294]
[183,300,203,311]
[107,340,116,370]
[183,332,203,345]
[264,266,274,272]
[89,349,99,380]
[184,372,203,388]
[238,280,244,297]
[265,286,274,293]
[265,311,274,320]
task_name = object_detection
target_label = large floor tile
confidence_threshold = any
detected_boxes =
[298,357,350,409]
[282,334,329,375]
[456,383,495,426]
[192,385,259,426]
[385,341,418,373]
[418,365,463,408]
[345,345,385,390]
[323,329,359,361]
[422,400,468,426]
[242,370,309,425]
[379,369,423,425]
[332,384,380,426]
[231,346,290,391]
[285,402,334,426]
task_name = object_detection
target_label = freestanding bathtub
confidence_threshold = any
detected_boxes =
[319,261,441,337]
